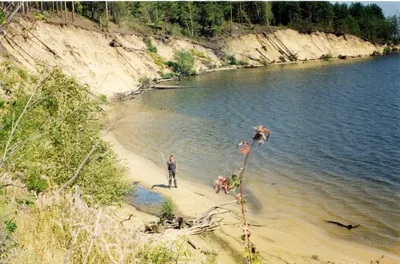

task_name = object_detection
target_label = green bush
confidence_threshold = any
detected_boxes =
[4,219,17,234]
[383,47,392,55]
[146,39,158,53]
[167,49,195,76]
[0,62,131,205]
[0,11,6,25]
[98,94,108,105]
[161,72,177,79]
[320,53,333,61]
[160,199,174,219]
[227,54,237,65]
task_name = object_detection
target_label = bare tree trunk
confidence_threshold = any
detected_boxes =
[91,2,94,20]
[40,1,43,12]
[230,3,233,37]
[188,1,194,37]
[22,1,25,15]
[71,1,74,22]
[99,15,102,30]
[64,1,67,20]
[105,1,108,31]
[52,2,54,13]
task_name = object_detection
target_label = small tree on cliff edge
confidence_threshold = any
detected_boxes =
[213,125,271,264]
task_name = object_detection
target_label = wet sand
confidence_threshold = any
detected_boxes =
[106,126,400,264]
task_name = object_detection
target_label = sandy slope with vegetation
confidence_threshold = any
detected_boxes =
[1,16,396,99]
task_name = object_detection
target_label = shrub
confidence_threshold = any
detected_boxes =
[0,62,130,205]
[370,50,381,56]
[98,94,108,105]
[383,47,392,55]
[4,219,17,234]
[146,39,158,53]
[160,199,174,219]
[227,54,237,65]
[161,72,177,79]
[166,49,195,76]
[320,53,333,61]
[392,47,398,53]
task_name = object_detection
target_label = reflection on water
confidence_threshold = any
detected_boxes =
[112,56,400,254]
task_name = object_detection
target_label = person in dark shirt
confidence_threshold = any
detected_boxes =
[166,155,178,188]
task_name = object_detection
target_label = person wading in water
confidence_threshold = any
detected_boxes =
[166,155,178,188]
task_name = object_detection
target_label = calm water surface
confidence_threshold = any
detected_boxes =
[113,56,400,254]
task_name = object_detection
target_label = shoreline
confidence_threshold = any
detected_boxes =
[106,117,400,264]
[155,53,397,89]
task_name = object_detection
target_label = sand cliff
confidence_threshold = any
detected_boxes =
[1,17,395,98]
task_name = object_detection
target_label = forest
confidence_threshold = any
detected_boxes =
[1,1,398,43]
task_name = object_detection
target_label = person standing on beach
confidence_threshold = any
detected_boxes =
[166,155,178,188]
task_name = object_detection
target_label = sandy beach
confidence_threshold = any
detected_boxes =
[106,121,400,264]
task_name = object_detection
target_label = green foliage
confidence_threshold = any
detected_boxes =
[320,53,333,61]
[146,39,158,53]
[0,11,7,25]
[136,244,175,264]
[167,49,195,76]
[147,51,165,68]
[98,94,108,105]
[383,47,392,55]
[161,72,177,79]
[74,2,84,15]
[370,50,381,56]
[4,219,17,234]
[0,62,130,205]
[34,13,48,21]
[190,49,207,58]
[26,173,48,193]
[0,98,5,109]
[227,54,237,65]
[160,199,174,219]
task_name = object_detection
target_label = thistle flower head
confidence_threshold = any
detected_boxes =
[237,141,250,155]
[253,125,271,145]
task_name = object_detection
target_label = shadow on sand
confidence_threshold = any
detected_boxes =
[151,184,170,189]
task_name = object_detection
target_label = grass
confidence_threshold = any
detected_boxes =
[190,49,208,59]
[0,179,192,264]
[146,50,166,68]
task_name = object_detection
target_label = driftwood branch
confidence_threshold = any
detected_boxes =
[119,214,133,225]
[0,183,25,189]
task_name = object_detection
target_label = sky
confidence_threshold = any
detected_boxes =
[334,1,400,17]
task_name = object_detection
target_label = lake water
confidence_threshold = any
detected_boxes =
[113,56,400,254]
